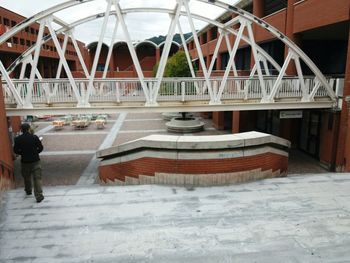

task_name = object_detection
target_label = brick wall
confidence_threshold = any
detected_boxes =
[0,77,15,193]
[99,152,288,185]
[293,0,349,33]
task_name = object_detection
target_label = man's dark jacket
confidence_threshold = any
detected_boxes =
[14,132,43,163]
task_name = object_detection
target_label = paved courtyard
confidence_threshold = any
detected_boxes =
[13,112,327,187]
[13,112,230,187]
[1,173,350,262]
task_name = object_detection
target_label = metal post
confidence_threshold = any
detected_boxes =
[113,0,151,105]
[201,29,225,94]
[116,82,120,103]
[70,31,90,78]
[152,1,183,104]
[55,33,69,79]
[19,57,29,79]
[46,18,83,106]
[181,81,185,102]
[268,50,293,102]
[177,21,199,94]
[103,18,119,79]
[308,79,321,101]
[85,0,113,105]
[294,55,307,101]
[216,21,246,104]
[246,21,267,101]
[183,0,214,103]
[0,61,24,107]
[26,19,45,108]
[224,33,238,77]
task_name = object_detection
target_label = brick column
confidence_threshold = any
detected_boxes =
[251,0,264,69]
[108,49,114,77]
[10,117,21,133]
[156,48,160,63]
[253,0,264,17]
[217,51,222,70]
[212,112,225,130]
[336,27,350,171]
[232,111,240,133]
[0,76,14,189]
[285,0,301,75]
[207,28,212,43]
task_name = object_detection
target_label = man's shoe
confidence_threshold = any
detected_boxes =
[26,191,32,195]
[36,196,44,203]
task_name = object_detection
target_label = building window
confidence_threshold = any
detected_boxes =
[243,3,253,13]
[210,55,216,70]
[236,47,251,70]
[30,28,35,34]
[220,52,229,70]
[221,16,231,24]
[97,64,105,71]
[210,27,217,41]
[25,27,29,33]
[26,40,31,46]
[11,20,16,27]
[3,18,10,26]
[13,37,18,44]
[202,32,207,44]
[263,0,287,17]
[260,40,284,74]
[20,38,25,45]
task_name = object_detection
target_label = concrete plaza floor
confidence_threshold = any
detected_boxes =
[1,173,350,262]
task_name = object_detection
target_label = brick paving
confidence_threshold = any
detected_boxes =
[42,134,106,151]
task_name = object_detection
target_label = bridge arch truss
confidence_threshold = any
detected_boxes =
[0,0,338,114]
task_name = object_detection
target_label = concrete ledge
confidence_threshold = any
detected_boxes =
[98,132,290,186]
[97,132,291,158]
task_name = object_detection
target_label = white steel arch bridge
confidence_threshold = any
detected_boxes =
[0,0,340,116]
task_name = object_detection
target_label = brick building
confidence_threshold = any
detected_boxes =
[186,0,349,171]
[87,40,179,78]
[0,7,88,78]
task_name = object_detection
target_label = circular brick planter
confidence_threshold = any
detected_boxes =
[97,132,291,186]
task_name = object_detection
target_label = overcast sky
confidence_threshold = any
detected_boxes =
[1,0,239,45]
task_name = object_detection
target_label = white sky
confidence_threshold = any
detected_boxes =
[1,0,239,45]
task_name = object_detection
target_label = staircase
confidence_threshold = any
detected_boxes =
[1,173,350,262]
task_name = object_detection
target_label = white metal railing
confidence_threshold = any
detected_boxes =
[2,76,341,107]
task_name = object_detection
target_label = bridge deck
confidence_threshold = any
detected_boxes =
[3,77,339,115]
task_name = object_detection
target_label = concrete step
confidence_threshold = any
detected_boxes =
[1,173,350,262]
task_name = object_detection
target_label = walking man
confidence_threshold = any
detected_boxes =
[14,123,44,203]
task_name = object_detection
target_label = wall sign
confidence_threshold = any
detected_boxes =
[279,110,303,119]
